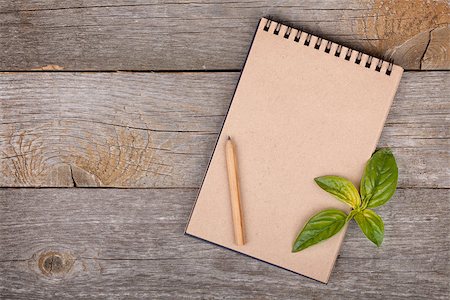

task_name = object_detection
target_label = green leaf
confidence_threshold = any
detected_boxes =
[354,209,384,247]
[346,209,358,222]
[292,209,348,252]
[314,176,361,208]
[360,148,398,208]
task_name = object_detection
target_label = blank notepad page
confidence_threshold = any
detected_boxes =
[186,18,403,283]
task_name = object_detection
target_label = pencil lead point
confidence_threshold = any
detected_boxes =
[228,136,231,140]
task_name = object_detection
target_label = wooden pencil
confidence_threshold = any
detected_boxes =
[225,136,245,246]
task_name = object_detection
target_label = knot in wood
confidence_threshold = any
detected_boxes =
[38,251,74,276]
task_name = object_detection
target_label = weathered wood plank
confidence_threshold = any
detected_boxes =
[0,0,448,70]
[1,71,449,188]
[0,188,448,299]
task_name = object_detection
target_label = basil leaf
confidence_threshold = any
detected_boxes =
[360,148,398,208]
[354,209,384,247]
[346,209,358,222]
[314,176,361,208]
[292,209,348,252]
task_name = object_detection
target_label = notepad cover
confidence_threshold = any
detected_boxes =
[186,18,403,283]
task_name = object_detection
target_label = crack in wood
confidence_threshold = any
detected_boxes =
[69,164,77,187]
[420,29,434,70]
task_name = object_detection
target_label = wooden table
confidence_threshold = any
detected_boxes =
[1,1,449,299]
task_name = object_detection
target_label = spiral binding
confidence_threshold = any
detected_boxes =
[263,19,394,76]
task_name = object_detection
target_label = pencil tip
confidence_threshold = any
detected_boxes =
[227,136,231,140]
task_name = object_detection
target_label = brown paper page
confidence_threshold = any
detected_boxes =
[186,18,403,283]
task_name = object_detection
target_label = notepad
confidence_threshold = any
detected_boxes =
[186,18,403,283]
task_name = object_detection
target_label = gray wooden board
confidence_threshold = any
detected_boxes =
[1,71,449,188]
[0,188,448,299]
[0,0,448,70]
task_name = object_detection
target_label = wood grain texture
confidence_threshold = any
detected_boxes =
[0,0,448,71]
[0,188,448,299]
[1,71,449,188]
[422,25,450,70]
